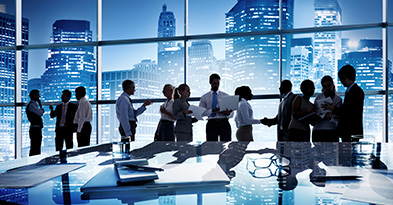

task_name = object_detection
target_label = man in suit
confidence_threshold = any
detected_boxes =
[116,80,152,142]
[199,74,233,141]
[49,90,78,151]
[324,64,364,142]
[262,80,296,141]
[26,89,45,156]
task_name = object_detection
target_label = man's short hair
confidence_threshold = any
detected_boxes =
[209,73,221,83]
[122,80,134,91]
[300,79,314,93]
[338,64,356,81]
[29,89,39,98]
[75,86,86,97]
[281,80,292,90]
[62,90,72,98]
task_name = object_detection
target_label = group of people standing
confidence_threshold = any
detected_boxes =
[26,86,92,156]
[27,64,364,156]
[116,64,364,143]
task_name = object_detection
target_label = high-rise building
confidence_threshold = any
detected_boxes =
[290,38,313,93]
[0,8,29,161]
[188,40,218,97]
[313,0,342,90]
[157,5,184,87]
[225,0,294,93]
[31,20,96,153]
[157,4,176,53]
[101,59,160,142]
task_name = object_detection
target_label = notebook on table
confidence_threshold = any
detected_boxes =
[81,162,230,194]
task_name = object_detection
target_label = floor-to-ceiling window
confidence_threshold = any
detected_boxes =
[0,0,391,160]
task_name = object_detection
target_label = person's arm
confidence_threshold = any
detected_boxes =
[73,101,88,133]
[160,102,176,120]
[173,100,191,120]
[117,97,132,137]
[292,96,316,118]
[49,105,58,118]
[199,94,212,117]
[28,101,44,116]
[238,101,261,125]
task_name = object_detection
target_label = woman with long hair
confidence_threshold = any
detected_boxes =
[172,84,194,141]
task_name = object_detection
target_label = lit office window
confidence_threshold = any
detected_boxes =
[0,106,15,161]
[293,0,381,28]
[102,0,184,40]
[22,0,97,45]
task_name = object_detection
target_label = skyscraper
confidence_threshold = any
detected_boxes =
[226,0,294,93]
[188,40,218,97]
[313,0,342,90]
[35,20,96,152]
[290,38,313,92]
[157,4,184,87]
[0,8,29,161]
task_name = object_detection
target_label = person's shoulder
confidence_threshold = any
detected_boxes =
[219,90,230,96]
[200,91,211,98]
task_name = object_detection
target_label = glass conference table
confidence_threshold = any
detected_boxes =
[0,141,392,205]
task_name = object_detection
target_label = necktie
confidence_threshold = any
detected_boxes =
[129,97,137,122]
[60,104,67,126]
[211,91,217,117]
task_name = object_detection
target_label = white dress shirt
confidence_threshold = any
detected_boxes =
[73,96,92,133]
[235,98,261,127]
[116,92,147,137]
[199,90,234,120]
[160,100,175,122]
[27,100,45,128]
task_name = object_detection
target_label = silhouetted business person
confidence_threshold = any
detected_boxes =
[49,90,77,151]
[262,80,296,141]
[325,64,364,142]
[172,84,195,141]
[26,89,44,156]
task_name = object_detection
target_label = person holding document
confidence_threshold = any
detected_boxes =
[312,76,342,142]
[199,74,233,141]
[288,80,317,142]
[172,84,197,141]
[234,86,264,141]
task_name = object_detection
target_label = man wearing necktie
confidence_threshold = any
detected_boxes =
[200,74,233,141]
[50,90,78,151]
[116,80,153,142]
[261,80,296,141]
[323,64,364,142]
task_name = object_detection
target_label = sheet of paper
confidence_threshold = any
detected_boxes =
[219,95,239,111]
[342,172,393,205]
[316,97,333,114]
[187,105,206,120]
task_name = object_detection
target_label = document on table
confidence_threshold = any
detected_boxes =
[187,105,206,120]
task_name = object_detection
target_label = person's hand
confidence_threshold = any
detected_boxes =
[223,109,232,116]
[160,106,166,113]
[49,104,53,111]
[212,107,220,113]
[37,99,42,108]
[321,103,334,111]
[261,117,269,126]
[143,99,153,107]
[184,110,192,115]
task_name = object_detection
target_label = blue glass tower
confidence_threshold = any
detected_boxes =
[226,0,294,93]
[37,20,96,152]
[313,0,342,90]
[0,9,28,161]
[290,38,313,93]
[157,5,184,87]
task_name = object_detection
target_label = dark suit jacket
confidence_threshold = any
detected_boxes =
[172,98,192,134]
[334,83,364,141]
[270,92,297,141]
[50,102,78,132]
